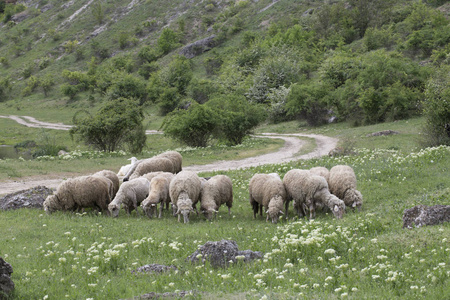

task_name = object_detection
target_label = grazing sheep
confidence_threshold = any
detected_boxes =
[156,151,183,173]
[141,171,175,183]
[200,175,233,220]
[43,176,111,215]
[249,174,286,224]
[141,173,174,218]
[283,169,345,219]
[309,166,330,182]
[126,157,175,181]
[169,171,202,223]
[117,157,138,176]
[108,178,150,217]
[93,170,120,199]
[329,165,363,210]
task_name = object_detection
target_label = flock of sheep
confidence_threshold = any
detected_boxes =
[43,151,362,223]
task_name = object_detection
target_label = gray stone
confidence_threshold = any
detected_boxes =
[0,186,53,210]
[0,257,14,299]
[179,35,216,59]
[366,130,399,137]
[131,264,177,274]
[403,205,450,229]
[187,239,262,268]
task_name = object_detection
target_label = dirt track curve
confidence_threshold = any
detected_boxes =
[0,115,338,196]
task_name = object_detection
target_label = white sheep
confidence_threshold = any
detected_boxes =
[249,173,286,224]
[108,177,150,217]
[93,169,120,199]
[141,171,175,183]
[156,151,182,173]
[169,170,202,223]
[283,169,345,219]
[117,157,138,176]
[309,166,330,182]
[141,173,175,218]
[328,165,363,210]
[200,175,233,220]
[125,157,175,181]
[43,175,111,215]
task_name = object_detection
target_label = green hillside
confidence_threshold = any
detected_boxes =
[1,0,449,151]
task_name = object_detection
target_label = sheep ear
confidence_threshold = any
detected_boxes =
[265,210,269,214]
[352,202,357,208]
[151,204,156,207]
[334,205,339,212]
[279,210,284,215]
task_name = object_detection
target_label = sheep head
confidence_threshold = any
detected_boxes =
[108,203,120,218]
[176,197,194,223]
[329,195,345,219]
[142,202,157,218]
[267,195,284,224]
[43,195,59,214]
[344,189,363,211]
[202,208,218,221]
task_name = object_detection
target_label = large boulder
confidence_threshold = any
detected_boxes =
[179,35,216,59]
[0,257,14,299]
[131,264,177,274]
[186,239,262,268]
[402,205,450,229]
[0,186,53,210]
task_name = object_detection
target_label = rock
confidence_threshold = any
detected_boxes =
[0,257,14,299]
[10,10,30,23]
[0,186,53,210]
[302,8,314,17]
[131,264,177,274]
[186,239,262,268]
[366,130,399,137]
[40,4,53,13]
[58,150,69,156]
[402,205,450,229]
[179,35,216,59]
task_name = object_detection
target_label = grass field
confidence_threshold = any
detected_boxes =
[1,118,449,299]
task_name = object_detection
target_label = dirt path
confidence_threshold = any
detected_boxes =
[0,115,338,196]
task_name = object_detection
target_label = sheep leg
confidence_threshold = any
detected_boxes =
[159,203,163,218]
[177,213,181,222]
[309,203,316,219]
[284,199,290,219]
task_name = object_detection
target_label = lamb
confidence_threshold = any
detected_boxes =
[155,151,182,173]
[200,175,233,220]
[309,166,330,182]
[43,175,111,215]
[108,177,150,217]
[169,170,202,223]
[248,173,286,224]
[125,157,175,181]
[117,157,138,176]
[93,170,120,199]
[328,165,363,210]
[141,173,175,218]
[283,169,345,219]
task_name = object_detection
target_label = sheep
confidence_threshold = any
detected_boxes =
[155,151,183,173]
[328,165,363,210]
[108,177,150,217]
[200,175,233,220]
[283,169,345,219]
[169,171,202,223]
[117,157,138,176]
[93,170,120,199]
[43,175,111,215]
[141,171,175,183]
[309,166,330,182]
[141,173,175,218]
[125,157,175,181]
[248,173,286,224]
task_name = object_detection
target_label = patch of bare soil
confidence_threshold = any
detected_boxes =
[0,116,338,197]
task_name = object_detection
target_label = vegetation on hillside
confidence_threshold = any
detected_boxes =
[0,0,449,152]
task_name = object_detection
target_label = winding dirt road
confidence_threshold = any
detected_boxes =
[0,115,338,196]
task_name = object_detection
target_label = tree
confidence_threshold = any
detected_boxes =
[161,102,218,147]
[206,94,266,145]
[157,28,180,55]
[70,98,146,153]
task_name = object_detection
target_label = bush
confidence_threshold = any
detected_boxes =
[70,98,146,153]
[0,76,11,102]
[161,102,218,147]
[21,76,39,97]
[157,28,180,55]
[39,74,55,97]
[138,45,160,63]
[206,94,266,145]
[138,61,159,79]
[186,78,218,104]
[421,65,450,146]
[105,72,147,103]
[286,81,330,126]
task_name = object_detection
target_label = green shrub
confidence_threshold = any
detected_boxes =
[39,74,55,97]
[421,65,450,146]
[137,45,160,63]
[64,40,79,53]
[157,28,180,55]
[21,63,34,79]
[138,61,159,79]
[70,98,146,153]
[105,72,147,103]
[0,56,9,67]
[21,76,39,96]
[186,77,218,104]
[0,76,11,101]
[161,102,218,147]
[207,94,267,145]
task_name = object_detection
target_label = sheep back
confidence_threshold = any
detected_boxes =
[141,175,171,218]
[249,173,286,223]
[129,157,175,180]
[282,169,311,217]
[156,151,182,173]
[109,177,150,217]
[200,175,233,220]
[329,165,362,209]
[309,166,330,182]
[94,170,120,199]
